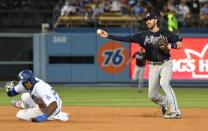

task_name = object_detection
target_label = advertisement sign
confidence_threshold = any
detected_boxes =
[130,38,208,80]
[97,41,129,74]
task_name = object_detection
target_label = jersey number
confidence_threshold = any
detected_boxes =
[51,88,58,100]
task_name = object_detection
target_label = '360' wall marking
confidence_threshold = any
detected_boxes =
[98,41,128,74]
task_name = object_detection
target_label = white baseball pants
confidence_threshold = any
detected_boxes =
[16,93,69,122]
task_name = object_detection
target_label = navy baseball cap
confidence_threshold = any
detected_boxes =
[143,12,158,20]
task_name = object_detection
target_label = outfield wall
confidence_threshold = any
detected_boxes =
[33,28,208,86]
[0,29,207,86]
[34,28,132,83]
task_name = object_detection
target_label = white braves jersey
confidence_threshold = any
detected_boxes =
[14,77,62,114]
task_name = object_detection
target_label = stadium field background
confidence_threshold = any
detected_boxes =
[0,87,208,108]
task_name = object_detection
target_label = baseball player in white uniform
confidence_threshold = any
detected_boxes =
[5,70,69,122]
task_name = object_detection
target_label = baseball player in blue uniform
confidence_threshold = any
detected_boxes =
[5,70,69,122]
[97,12,182,119]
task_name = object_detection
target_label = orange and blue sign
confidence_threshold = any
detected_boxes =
[97,41,129,74]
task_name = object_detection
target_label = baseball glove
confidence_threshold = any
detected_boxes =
[158,37,170,53]
[5,81,17,92]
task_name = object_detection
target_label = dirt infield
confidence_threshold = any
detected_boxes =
[0,106,208,131]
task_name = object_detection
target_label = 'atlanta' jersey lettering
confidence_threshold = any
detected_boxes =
[108,29,181,62]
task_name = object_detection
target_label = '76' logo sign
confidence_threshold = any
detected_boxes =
[98,42,128,74]
[102,48,124,67]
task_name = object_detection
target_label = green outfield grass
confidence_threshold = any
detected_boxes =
[0,87,208,108]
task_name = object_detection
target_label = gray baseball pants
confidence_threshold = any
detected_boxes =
[148,60,180,114]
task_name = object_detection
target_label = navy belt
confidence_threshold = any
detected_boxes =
[149,59,169,65]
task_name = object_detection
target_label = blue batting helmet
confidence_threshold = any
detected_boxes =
[18,70,36,84]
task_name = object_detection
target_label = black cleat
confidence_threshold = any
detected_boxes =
[161,104,168,115]
[161,97,168,115]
